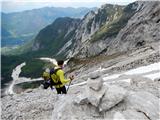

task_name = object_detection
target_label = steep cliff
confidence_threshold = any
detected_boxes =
[32,17,80,57]
[69,1,160,58]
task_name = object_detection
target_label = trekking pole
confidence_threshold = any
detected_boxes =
[66,80,72,93]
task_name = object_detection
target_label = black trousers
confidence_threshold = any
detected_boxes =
[43,80,53,90]
[56,86,67,94]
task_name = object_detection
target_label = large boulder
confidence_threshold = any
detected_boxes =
[87,77,103,91]
[88,71,102,79]
[86,84,106,107]
[52,95,99,120]
[86,76,127,112]
[113,109,149,120]
[125,91,160,120]
[99,85,127,112]
[113,112,126,120]
[74,76,127,113]
[85,77,106,107]
[122,109,149,120]
[52,79,159,120]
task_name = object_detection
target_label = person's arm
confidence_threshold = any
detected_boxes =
[57,70,70,84]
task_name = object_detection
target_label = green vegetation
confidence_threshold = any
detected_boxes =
[14,81,43,93]
[19,81,42,89]
[86,18,94,33]
[2,7,95,47]
[32,17,79,58]
[1,3,138,93]
[1,33,35,47]
[1,39,34,55]
[91,3,136,42]
[95,4,116,24]
[1,55,24,89]
[20,59,46,78]
[1,54,53,90]
[67,52,125,74]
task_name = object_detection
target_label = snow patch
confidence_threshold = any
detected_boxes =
[144,72,160,81]
[6,62,26,95]
[103,74,121,81]
[124,62,160,75]
[120,79,131,83]
[39,57,57,66]
[102,62,160,83]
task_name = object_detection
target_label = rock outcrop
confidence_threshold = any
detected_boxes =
[69,1,160,58]
[1,1,160,120]
[51,72,159,120]
[1,88,56,120]
[26,1,160,59]
[2,61,160,120]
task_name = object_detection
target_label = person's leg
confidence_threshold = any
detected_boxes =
[43,81,50,89]
[56,88,61,94]
[49,80,54,90]
[50,85,54,90]
[61,86,67,94]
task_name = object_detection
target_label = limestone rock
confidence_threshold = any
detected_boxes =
[122,109,149,120]
[99,85,127,112]
[86,84,106,107]
[87,77,103,91]
[125,91,160,120]
[74,93,88,105]
[113,112,126,120]
[88,71,101,79]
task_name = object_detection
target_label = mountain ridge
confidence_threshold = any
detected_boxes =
[1,1,160,96]
[30,1,160,59]
[1,2,160,119]
[1,7,96,47]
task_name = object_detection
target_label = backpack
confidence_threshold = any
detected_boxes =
[49,68,62,86]
[42,71,51,89]
[43,80,50,89]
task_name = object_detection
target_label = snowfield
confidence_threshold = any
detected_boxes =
[103,62,160,83]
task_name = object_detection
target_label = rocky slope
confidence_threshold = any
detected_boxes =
[31,4,125,58]
[30,1,160,59]
[1,45,160,120]
[32,17,81,57]
[1,1,160,120]
[69,1,160,58]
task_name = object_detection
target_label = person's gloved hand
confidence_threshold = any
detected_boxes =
[69,75,74,80]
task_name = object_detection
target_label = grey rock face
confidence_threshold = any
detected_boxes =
[122,109,150,120]
[68,1,160,59]
[99,85,127,112]
[1,89,56,120]
[52,95,99,120]
[107,1,160,55]
[68,4,124,58]
[51,76,128,120]
[125,91,160,120]
[86,84,106,107]
[2,72,160,120]
[88,71,102,79]
[2,2,160,120]
[85,76,106,107]
[87,77,103,91]
[113,109,149,120]
[74,93,88,105]
[82,76,127,112]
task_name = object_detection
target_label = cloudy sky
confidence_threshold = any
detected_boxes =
[1,0,137,13]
